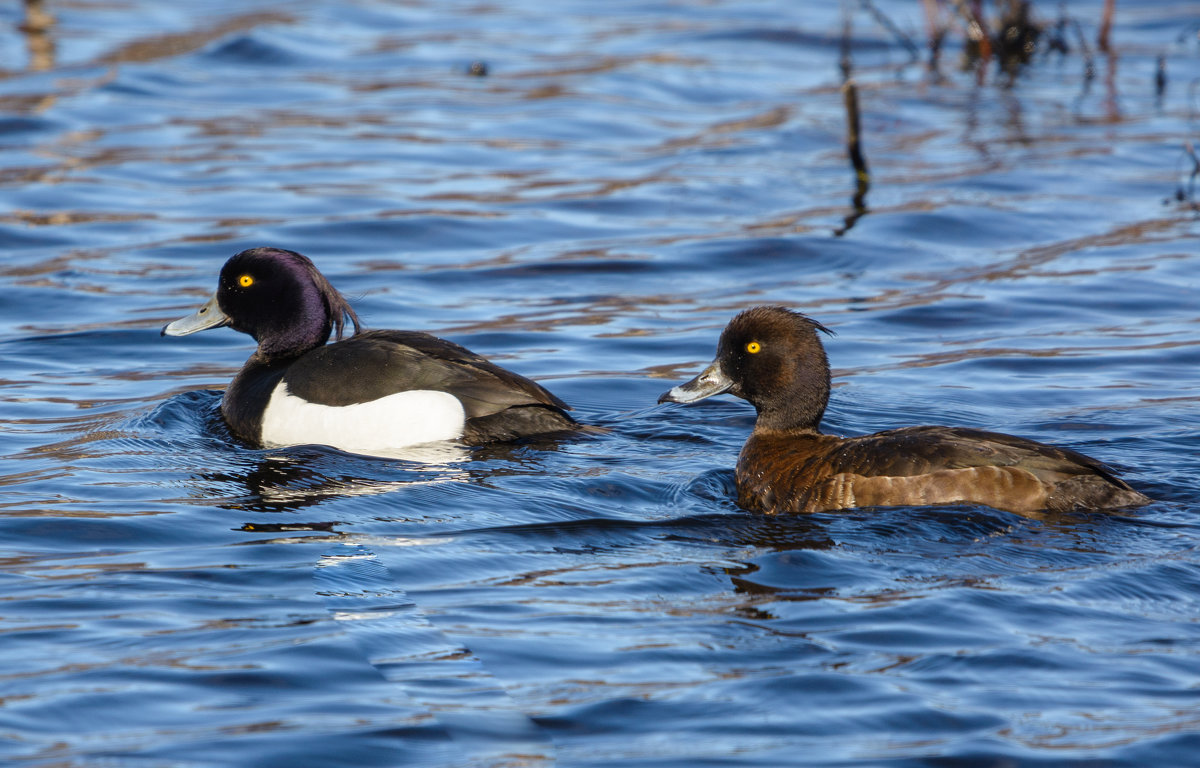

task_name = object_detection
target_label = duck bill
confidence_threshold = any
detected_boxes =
[161,294,229,337]
[658,360,734,404]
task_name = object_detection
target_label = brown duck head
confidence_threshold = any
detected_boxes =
[659,306,834,433]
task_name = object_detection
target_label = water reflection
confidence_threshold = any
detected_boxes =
[206,450,469,513]
[19,0,54,72]
[187,428,593,517]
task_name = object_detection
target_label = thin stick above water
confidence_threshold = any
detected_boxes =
[843,79,869,192]
[1098,0,1115,53]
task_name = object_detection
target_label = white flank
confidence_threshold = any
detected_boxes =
[259,382,466,458]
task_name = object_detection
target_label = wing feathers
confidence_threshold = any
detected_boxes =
[280,330,569,417]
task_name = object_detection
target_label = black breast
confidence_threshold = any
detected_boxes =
[222,356,290,444]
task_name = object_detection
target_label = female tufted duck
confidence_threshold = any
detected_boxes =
[163,247,579,456]
[658,306,1149,516]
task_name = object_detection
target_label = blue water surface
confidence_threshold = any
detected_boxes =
[1,1,1200,766]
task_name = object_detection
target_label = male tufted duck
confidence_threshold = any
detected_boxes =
[163,247,579,456]
[658,306,1149,516]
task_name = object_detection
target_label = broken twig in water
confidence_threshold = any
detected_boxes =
[950,0,993,70]
[1178,139,1200,207]
[1073,20,1096,81]
[834,7,869,237]
[843,79,869,193]
[1098,0,1115,53]
[835,77,870,237]
[859,0,919,61]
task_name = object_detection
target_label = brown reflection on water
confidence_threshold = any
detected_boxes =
[415,171,684,205]
[4,8,292,118]
[784,216,1197,323]
[18,0,54,73]
[93,11,294,66]
[1003,709,1200,752]
[862,337,1200,377]
[438,294,692,338]
[888,218,1194,305]
[0,210,154,228]
[350,50,702,94]
[657,105,794,154]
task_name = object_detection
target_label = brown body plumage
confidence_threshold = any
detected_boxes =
[659,306,1149,517]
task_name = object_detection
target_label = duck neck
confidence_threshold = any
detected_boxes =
[753,404,826,435]
[252,284,333,362]
[750,368,829,435]
[256,322,330,361]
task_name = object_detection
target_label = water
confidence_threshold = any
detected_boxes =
[2,0,1199,765]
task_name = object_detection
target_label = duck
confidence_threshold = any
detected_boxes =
[162,247,579,456]
[658,306,1150,516]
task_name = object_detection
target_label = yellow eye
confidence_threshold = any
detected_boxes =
[746,341,761,354]
[238,274,254,288]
